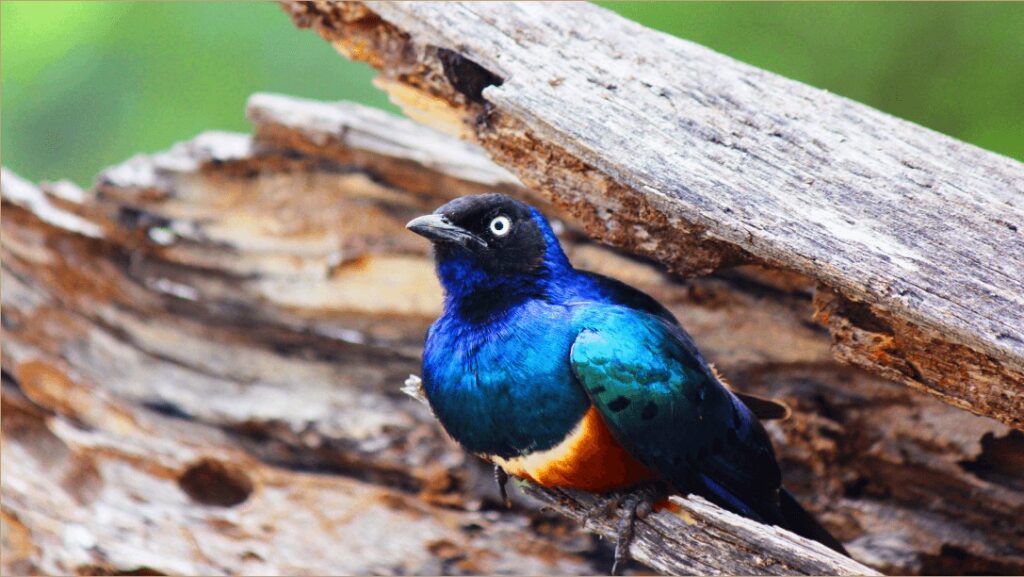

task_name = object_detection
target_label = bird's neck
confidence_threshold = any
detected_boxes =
[436,216,577,324]
[435,254,552,324]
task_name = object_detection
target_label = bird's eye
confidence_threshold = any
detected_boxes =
[489,215,512,237]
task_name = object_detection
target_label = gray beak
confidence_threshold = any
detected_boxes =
[406,214,488,248]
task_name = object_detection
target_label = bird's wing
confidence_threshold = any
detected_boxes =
[579,270,681,325]
[580,271,791,421]
[732,391,791,421]
[569,307,782,514]
[709,363,792,421]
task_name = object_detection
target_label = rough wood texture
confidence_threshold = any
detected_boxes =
[403,376,873,576]
[282,0,1024,430]
[4,94,1023,575]
[1,370,593,576]
[0,131,598,575]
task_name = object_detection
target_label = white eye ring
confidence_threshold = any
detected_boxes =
[489,215,512,237]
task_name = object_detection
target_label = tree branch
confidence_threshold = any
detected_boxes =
[282,0,1024,430]
[402,376,878,576]
[4,94,1022,574]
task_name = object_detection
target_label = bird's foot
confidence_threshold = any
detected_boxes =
[493,465,511,509]
[580,492,622,529]
[608,484,664,575]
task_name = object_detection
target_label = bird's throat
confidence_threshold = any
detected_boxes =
[436,253,551,324]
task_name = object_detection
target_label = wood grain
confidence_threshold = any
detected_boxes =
[403,375,876,576]
[4,94,1022,575]
[282,0,1024,430]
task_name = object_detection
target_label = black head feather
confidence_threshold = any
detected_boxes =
[408,193,550,276]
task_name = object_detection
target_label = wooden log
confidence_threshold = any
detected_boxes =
[3,94,1022,574]
[403,376,874,576]
[1,151,602,574]
[281,0,1024,430]
[0,368,598,576]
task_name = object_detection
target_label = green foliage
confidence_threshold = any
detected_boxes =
[2,2,395,186]
[3,2,1021,186]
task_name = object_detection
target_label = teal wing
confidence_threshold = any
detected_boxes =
[569,307,782,519]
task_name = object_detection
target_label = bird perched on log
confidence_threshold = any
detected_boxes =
[407,193,846,573]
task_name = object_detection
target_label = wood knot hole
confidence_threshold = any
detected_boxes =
[178,458,254,507]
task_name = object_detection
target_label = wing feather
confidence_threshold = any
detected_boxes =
[569,307,781,510]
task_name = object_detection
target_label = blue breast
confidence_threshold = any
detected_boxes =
[422,299,590,458]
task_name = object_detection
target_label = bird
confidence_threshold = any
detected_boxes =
[407,193,846,573]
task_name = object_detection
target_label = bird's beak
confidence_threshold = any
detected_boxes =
[406,214,488,248]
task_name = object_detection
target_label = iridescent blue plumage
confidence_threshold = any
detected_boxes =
[412,193,846,556]
[423,298,587,457]
[569,304,785,525]
[423,202,676,457]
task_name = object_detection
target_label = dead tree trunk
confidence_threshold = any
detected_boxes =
[283,1,1024,431]
[3,93,1022,575]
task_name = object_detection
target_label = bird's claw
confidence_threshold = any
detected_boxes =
[581,492,623,528]
[611,493,641,575]
[609,485,662,575]
[494,465,511,509]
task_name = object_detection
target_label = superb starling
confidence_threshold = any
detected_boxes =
[407,193,846,572]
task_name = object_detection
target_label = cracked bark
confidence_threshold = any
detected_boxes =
[281,0,1024,431]
[2,94,1021,575]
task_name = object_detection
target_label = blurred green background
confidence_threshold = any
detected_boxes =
[3,2,1022,187]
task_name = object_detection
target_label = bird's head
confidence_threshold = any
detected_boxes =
[407,193,571,310]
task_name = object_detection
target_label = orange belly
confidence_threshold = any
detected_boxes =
[490,405,656,492]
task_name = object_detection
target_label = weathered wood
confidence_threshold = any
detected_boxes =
[403,376,874,576]
[1,151,600,574]
[4,94,1023,575]
[0,368,596,576]
[527,490,869,577]
[283,0,1024,430]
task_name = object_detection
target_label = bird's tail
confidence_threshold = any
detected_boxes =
[697,475,848,555]
[778,488,848,556]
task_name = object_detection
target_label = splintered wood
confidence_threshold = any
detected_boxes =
[282,1,1024,431]
[3,94,1022,575]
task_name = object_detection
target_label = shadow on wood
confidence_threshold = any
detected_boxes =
[3,94,1022,575]
[282,0,1024,431]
